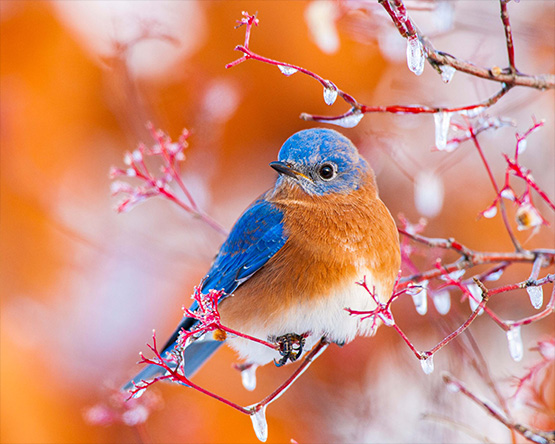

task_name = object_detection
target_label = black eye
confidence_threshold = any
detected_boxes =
[318,163,336,180]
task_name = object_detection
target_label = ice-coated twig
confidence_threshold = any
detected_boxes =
[442,372,555,444]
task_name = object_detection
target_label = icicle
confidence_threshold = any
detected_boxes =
[433,290,451,315]
[409,281,428,315]
[406,35,424,75]
[440,65,456,83]
[249,405,268,442]
[526,286,543,309]
[277,65,298,76]
[506,326,523,362]
[323,84,338,106]
[467,282,484,315]
[420,355,434,375]
[433,111,452,151]
[331,110,364,128]
[241,365,258,391]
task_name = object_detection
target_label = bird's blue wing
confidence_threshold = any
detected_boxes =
[123,196,287,391]
[201,195,286,295]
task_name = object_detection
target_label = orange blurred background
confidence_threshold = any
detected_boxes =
[1,1,553,443]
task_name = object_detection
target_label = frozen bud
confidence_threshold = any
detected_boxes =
[406,35,425,75]
[516,202,543,231]
[537,339,555,361]
[126,168,136,177]
[277,65,298,76]
[414,170,444,218]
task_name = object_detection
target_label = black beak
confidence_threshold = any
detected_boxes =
[270,161,308,180]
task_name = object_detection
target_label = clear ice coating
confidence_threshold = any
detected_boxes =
[323,85,338,105]
[249,405,268,442]
[277,65,298,76]
[131,388,146,399]
[527,285,543,309]
[440,65,456,83]
[506,326,523,362]
[241,365,258,391]
[378,308,395,326]
[331,110,364,128]
[420,355,434,374]
[483,204,498,219]
[406,35,425,75]
[433,289,451,315]
[434,111,452,151]
[467,282,484,315]
[410,281,428,315]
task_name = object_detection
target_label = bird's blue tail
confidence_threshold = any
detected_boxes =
[122,316,223,393]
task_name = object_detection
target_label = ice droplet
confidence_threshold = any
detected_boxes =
[527,286,543,309]
[249,405,268,442]
[506,326,523,362]
[420,355,434,374]
[467,283,484,315]
[482,204,498,219]
[323,85,338,105]
[433,289,451,315]
[414,170,444,218]
[434,111,452,151]
[406,35,425,75]
[517,138,527,154]
[410,281,428,315]
[440,65,456,83]
[241,365,258,391]
[500,188,516,201]
[331,110,364,128]
[277,65,298,76]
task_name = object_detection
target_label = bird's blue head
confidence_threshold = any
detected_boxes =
[270,128,370,195]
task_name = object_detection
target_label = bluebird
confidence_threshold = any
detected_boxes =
[124,128,400,390]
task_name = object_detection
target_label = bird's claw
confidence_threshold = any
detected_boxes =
[273,333,307,367]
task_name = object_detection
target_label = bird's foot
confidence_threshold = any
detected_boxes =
[273,333,307,367]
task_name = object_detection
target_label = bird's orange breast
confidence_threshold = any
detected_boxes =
[219,176,400,334]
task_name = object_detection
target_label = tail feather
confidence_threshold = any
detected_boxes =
[122,316,223,393]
